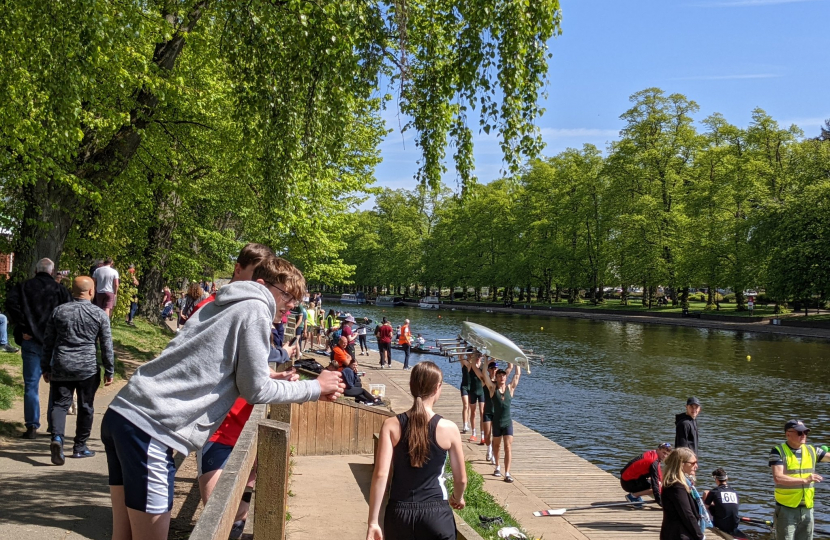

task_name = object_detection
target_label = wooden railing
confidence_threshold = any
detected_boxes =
[289,398,394,456]
[188,396,388,538]
[189,404,291,540]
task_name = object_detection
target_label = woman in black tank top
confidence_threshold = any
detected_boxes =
[367,362,467,540]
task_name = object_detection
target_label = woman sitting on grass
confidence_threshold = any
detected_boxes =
[367,361,467,540]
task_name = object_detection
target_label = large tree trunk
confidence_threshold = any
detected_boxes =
[138,190,182,323]
[11,3,209,283]
[11,180,78,282]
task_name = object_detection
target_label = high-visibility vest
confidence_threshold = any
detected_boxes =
[775,443,816,508]
[398,324,411,345]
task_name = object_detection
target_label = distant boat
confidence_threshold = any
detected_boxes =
[419,296,440,310]
[375,295,404,307]
[340,293,366,305]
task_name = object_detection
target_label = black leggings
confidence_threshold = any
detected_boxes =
[50,371,100,452]
[358,334,368,352]
[383,500,456,540]
[345,387,375,404]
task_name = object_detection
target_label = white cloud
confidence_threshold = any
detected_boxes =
[540,128,620,138]
[673,73,781,80]
[692,0,821,6]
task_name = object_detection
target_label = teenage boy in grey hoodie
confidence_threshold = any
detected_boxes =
[101,255,344,540]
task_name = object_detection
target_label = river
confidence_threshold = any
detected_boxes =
[335,303,830,538]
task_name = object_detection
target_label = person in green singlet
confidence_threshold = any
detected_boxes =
[474,359,520,483]
[460,355,486,443]
[471,358,510,464]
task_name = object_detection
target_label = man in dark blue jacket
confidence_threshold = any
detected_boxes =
[5,258,72,438]
[675,396,701,456]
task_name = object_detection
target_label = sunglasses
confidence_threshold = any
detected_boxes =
[658,443,672,450]
[685,460,698,466]
[789,430,810,436]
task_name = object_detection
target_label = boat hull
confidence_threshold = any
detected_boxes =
[460,321,530,373]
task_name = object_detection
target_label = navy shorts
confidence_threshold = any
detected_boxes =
[492,421,514,438]
[384,500,456,540]
[468,392,484,405]
[197,441,234,475]
[460,387,469,397]
[482,413,494,423]
[101,409,177,514]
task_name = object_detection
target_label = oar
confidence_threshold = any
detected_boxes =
[534,500,658,516]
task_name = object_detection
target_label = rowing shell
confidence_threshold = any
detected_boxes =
[460,321,530,374]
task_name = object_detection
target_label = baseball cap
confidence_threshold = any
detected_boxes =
[785,419,810,433]
[686,397,701,406]
[488,362,498,369]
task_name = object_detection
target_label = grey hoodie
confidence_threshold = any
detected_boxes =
[107,281,320,454]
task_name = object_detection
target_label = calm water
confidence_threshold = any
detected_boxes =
[339,303,830,538]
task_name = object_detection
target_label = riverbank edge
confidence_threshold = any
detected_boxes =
[326,295,830,340]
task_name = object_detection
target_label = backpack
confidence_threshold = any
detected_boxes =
[329,327,343,347]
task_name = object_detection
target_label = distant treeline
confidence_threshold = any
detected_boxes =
[336,88,830,310]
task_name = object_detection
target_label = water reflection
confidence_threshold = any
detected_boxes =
[341,303,830,538]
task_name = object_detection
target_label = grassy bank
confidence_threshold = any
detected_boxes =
[0,351,23,410]
[446,460,530,540]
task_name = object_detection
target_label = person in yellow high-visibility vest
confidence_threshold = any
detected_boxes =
[769,419,830,540]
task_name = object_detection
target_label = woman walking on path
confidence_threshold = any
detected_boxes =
[367,361,466,540]
[660,447,704,540]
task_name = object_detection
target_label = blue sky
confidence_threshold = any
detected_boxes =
[369,0,830,202]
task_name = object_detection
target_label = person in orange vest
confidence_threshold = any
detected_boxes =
[399,318,412,370]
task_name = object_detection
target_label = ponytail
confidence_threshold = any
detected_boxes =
[406,361,444,468]
[407,396,430,468]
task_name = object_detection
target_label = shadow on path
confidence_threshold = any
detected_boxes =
[0,468,112,539]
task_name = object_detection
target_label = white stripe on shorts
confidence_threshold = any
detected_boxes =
[145,438,173,514]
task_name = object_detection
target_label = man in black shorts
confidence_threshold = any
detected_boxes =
[619,442,671,504]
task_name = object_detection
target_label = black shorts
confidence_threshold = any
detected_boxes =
[620,476,651,494]
[482,413,493,423]
[383,500,456,540]
[468,392,484,404]
[101,409,176,514]
[492,421,513,438]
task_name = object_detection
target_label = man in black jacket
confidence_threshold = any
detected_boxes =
[42,276,114,464]
[5,258,72,439]
[675,396,701,456]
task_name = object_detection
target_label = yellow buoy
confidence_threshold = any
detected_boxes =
[540,327,544,330]
[747,355,751,361]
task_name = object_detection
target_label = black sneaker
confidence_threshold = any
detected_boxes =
[20,426,37,439]
[50,437,65,466]
[229,519,246,539]
[2,344,20,353]
[69,449,96,459]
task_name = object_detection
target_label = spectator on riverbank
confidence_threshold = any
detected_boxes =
[42,276,114,465]
[399,319,412,370]
[660,447,704,540]
[675,397,701,457]
[343,359,381,405]
[125,265,140,326]
[178,282,205,327]
[5,258,72,439]
[375,317,393,368]
[367,361,466,540]
[0,313,20,353]
[356,317,369,356]
[619,442,671,505]
[101,255,344,540]
[92,258,119,318]
[341,315,357,361]
[332,336,352,370]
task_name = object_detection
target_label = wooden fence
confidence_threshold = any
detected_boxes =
[289,398,394,456]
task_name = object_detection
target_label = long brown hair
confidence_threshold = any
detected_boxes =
[406,361,443,468]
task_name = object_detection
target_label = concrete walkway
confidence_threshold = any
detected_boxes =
[0,377,125,539]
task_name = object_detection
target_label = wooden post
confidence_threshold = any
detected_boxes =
[253,419,291,540]
[269,402,292,423]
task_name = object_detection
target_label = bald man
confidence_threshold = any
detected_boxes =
[42,276,114,465]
